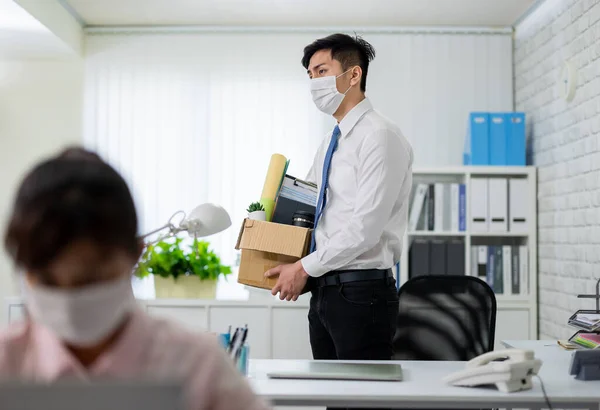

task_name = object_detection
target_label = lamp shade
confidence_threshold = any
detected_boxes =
[182,203,232,238]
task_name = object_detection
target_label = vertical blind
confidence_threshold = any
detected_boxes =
[83,31,512,298]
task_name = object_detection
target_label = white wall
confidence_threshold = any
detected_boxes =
[86,31,513,171]
[515,0,600,339]
[365,33,513,166]
[0,29,515,315]
[0,59,84,324]
[84,32,514,298]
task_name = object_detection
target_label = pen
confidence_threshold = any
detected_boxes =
[234,325,249,362]
[240,325,248,346]
[228,328,240,354]
[230,326,247,360]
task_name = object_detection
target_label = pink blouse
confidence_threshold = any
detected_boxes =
[0,308,270,410]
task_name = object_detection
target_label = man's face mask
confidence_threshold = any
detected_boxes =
[310,68,355,115]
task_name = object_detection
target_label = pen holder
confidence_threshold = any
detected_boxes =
[219,332,250,377]
[218,332,231,348]
[237,345,250,376]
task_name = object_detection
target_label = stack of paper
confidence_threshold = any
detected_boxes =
[569,313,600,332]
[570,333,600,349]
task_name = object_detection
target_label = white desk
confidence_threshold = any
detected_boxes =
[502,339,575,370]
[249,341,600,409]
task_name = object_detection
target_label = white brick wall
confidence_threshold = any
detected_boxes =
[515,0,600,339]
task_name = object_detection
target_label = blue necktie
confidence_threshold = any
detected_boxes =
[310,125,340,253]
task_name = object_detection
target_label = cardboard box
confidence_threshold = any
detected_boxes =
[235,219,311,290]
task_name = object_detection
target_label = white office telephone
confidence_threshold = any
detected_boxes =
[443,349,543,393]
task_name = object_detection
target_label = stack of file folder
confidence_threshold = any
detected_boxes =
[408,177,529,234]
[408,183,466,232]
[409,239,465,277]
[470,245,528,296]
[464,112,526,166]
[470,177,529,233]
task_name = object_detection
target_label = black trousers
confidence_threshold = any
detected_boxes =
[308,274,399,410]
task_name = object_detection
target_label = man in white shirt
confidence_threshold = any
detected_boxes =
[266,34,413,363]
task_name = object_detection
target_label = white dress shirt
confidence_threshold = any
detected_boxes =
[301,98,413,278]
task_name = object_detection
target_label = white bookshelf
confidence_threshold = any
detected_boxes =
[398,166,538,341]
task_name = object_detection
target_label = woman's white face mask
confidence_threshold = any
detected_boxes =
[310,68,354,115]
[24,275,135,347]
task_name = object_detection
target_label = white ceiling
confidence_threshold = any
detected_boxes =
[0,0,74,58]
[66,0,536,27]
[0,0,537,59]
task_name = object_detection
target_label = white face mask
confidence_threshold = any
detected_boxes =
[310,68,354,115]
[24,275,135,347]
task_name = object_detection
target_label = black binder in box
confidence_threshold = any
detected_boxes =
[272,175,317,226]
[446,240,465,275]
[409,239,430,278]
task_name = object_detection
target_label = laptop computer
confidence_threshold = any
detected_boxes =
[267,362,403,382]
[0,380,184,410]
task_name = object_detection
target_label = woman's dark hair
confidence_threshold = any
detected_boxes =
[4,147,139,273]
[301,33,376,92]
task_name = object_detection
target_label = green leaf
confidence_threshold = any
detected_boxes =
[135,236,232,281]
[246,201,265,213]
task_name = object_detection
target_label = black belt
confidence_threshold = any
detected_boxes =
[315,269,393,288]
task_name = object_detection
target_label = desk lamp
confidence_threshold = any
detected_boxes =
[140,203,232,243]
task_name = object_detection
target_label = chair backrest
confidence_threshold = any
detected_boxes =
[392,275,497,361]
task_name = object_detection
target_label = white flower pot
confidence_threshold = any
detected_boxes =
[154,275,218,299]
[248,210,266,221]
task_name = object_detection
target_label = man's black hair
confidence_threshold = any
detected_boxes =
[302,33,376,92]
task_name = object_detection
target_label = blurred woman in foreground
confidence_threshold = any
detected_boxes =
[0,147,269,410]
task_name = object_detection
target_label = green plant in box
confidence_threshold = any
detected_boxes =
[247,202,265,213]
[136,237,232,281]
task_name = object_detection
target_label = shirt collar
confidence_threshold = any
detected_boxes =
[337,97,373,139]
[31,321,86,380]
[31,307,149,380]
[90,307,149,376]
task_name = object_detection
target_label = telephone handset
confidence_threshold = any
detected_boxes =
[466,349,534,368]
[443,349,542,393]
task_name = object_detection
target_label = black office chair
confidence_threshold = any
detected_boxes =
[392,275,497,361]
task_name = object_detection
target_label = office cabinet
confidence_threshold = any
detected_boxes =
[147,306,208,331]
[495,308,530,349]
[272,306,312,359]
[209,306,270,359]
[4,298,536,357]
[401,166,538,340]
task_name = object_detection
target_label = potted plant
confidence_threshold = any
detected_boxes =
[136,237,232,299]
[247,201,266,221]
